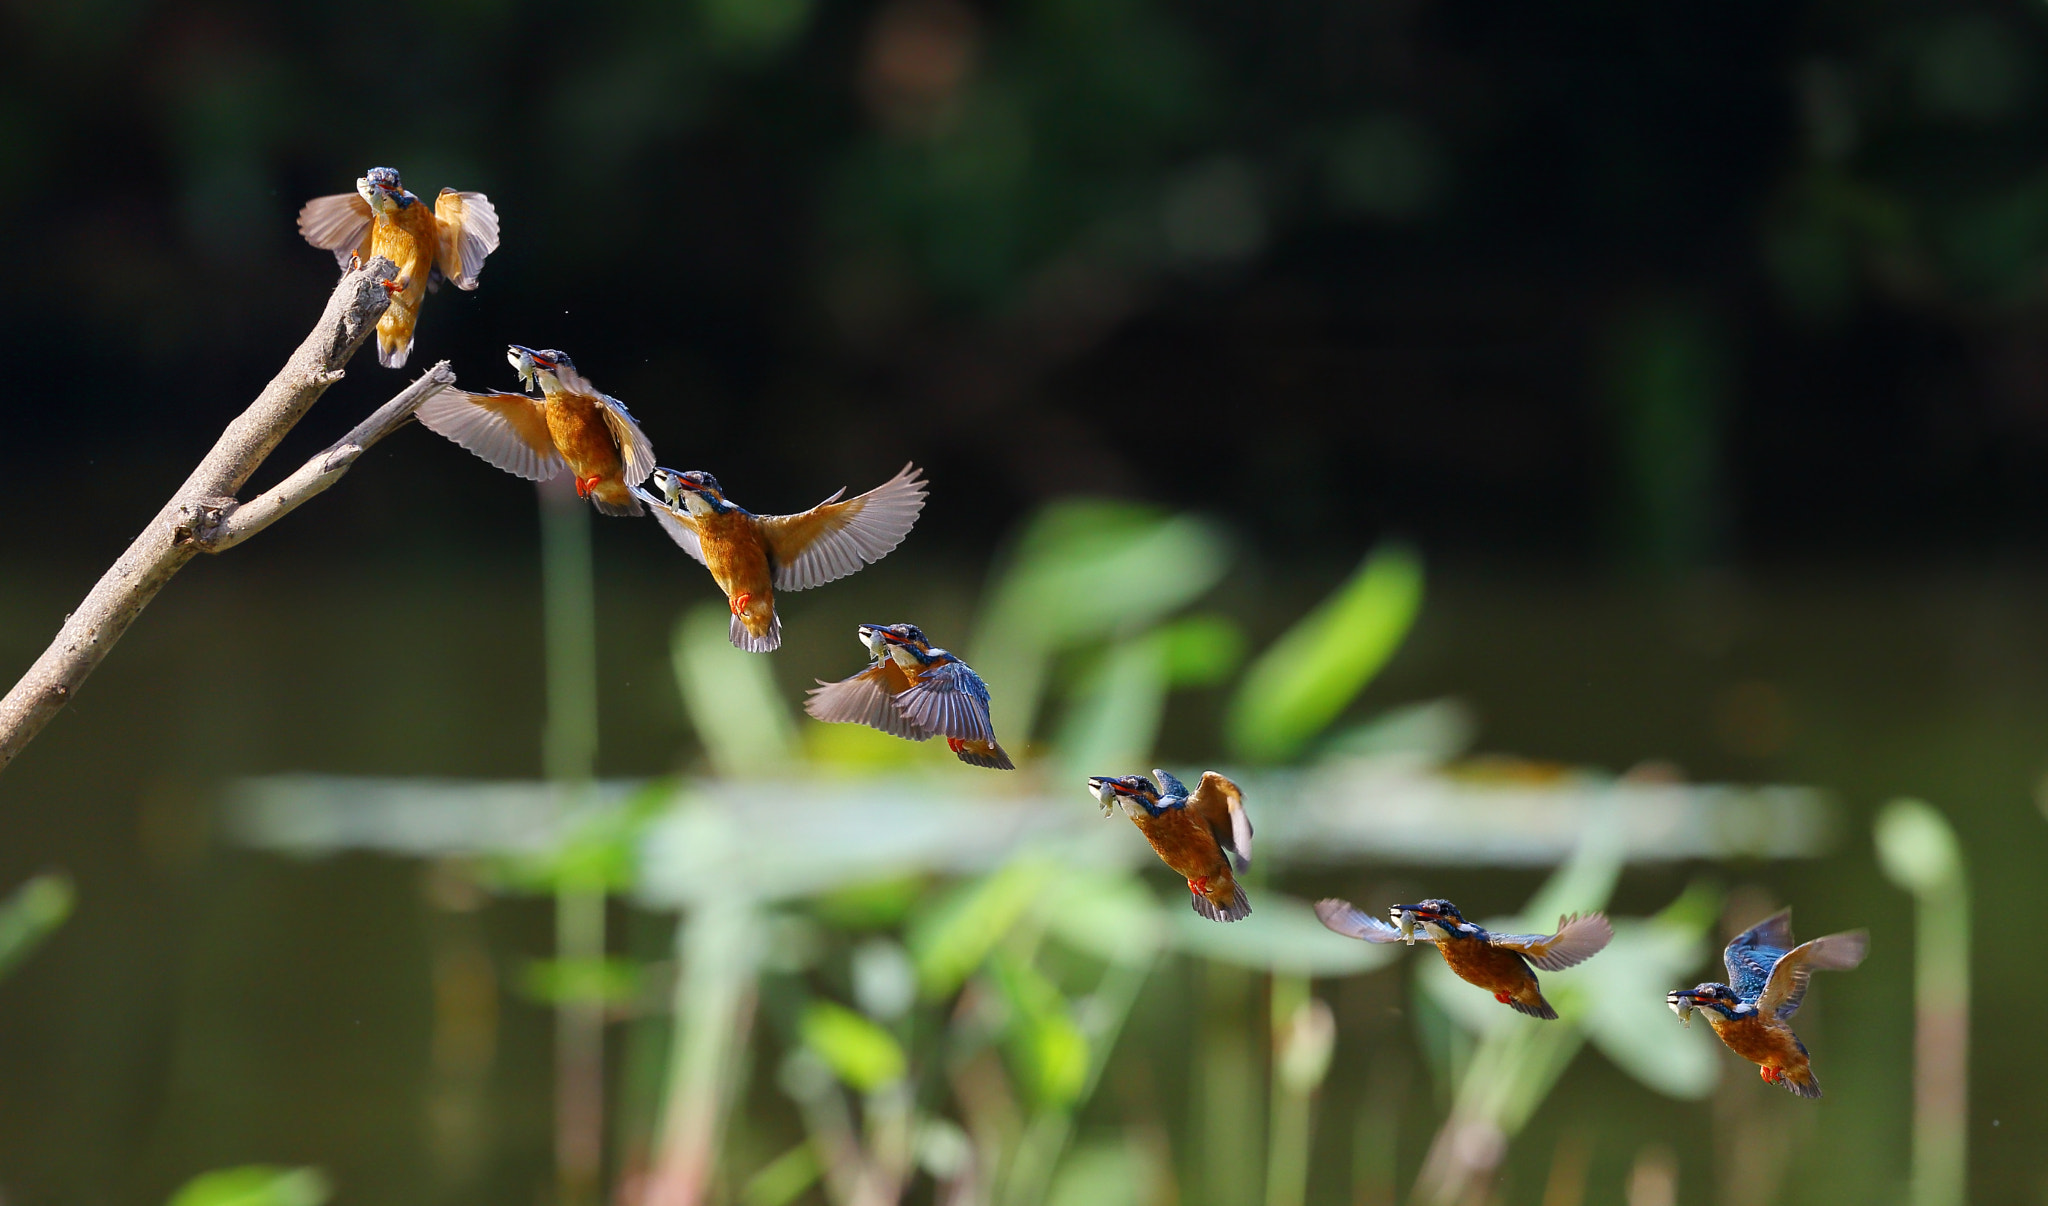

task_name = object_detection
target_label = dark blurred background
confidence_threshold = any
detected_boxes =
[8,0,2048,1203]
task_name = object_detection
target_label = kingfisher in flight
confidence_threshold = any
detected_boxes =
[1316,898,1612,1018]
[634,467,926,652]
[415,345,655,516]
[1088,771,1253,921]
[1666,909,1867,1097]
[807,623,1013,768]
[297,166,499,368]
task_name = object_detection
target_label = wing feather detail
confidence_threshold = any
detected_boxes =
[1488,913,1614,971]
[760,463,927,592]
[1723,909,1798,1000]
[804,664,932,739]
[298,192,374,270]
[415,390,562,481]
[432,189,500,290]
[1186,770,1253,871]
[599,398,657,487]
[633,488,709,566]
[1314,899,1426,943]
[893,660,995,742]
[1757,929,1868,1020]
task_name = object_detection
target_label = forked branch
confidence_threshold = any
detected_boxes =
[0,257,457,773]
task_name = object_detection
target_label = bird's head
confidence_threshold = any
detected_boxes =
[1390,899,1463,926]
[508,345,575,393]
[358,166,412,212]
[652,469,729,515]
[1666,982,1742,1026]
[863,623,933,664]
[1087,774,1162,818]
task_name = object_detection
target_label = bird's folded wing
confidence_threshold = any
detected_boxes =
[1187,770,1253,871]
[804,664,932,739]
[298,192,373,270]
[1723,908,1797,999]
[598,398,657,487]
[1314,899,1425,943]
[759,463,928,592]
[632,489,709,566]
[892,661,995,742]
[1758,929,1868,1020]
[1489,913,1614,971]
[415,390,562,481]
[433,189,500,290]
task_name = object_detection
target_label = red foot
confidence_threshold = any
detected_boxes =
[575,475,600,499]
[1494,992,1514,1005]
[1188,876,1210,897]
[1760,1066,1780,1084]
[380,279,402,295]
[730,592,752,616]
[347,253,363,271]
[947,737,965,753]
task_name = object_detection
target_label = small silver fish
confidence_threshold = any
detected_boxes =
[1666,993,1694,1027]
[1392,907,1419,945]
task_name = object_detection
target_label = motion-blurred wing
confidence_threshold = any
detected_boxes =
[415,389,561,481]
[804,663,931,740]
[632,489,708,566]
[598,397,657,487]
[1758,929,1868,1020]
[1314,899,1424,944]
[893,660,995,743]
[432,189,500,290]
[298,192,373,270]
[1723,909,1798,1001]
[759,463,928,592]
[1185,770,1253,871]
[1488,913,1614,972]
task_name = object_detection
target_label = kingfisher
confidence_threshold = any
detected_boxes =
[1088,771,1253,922]
[806,623,1013,768]
[633,467,927,653]
[297,166,500,368]
[1666,909,1867,1098]
[1315,898,1612,1018]
[414,345,655,516]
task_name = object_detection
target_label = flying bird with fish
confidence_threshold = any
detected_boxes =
[414,345,655,516]
[1666,909,1867,1097]
[297,166,499,368]
[633,467,926,652]
[1315,897,1612,1018]
[1088,771,1254,921]
[806,623,1012,767]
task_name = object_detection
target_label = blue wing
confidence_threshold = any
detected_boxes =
[1153,769,1191,807]
[1723,909,1797,1003]
[893,659,996,743]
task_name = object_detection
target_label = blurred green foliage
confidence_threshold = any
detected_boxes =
[0,872,72,981]
[164,1167,329,1206]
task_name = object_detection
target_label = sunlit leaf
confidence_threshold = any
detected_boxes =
[0,873,73,980]
[988,951,1090,1108]
[801,1000,907,1092]
[907,860,1060,999]
[672,605,798,777]
[741,1143,820,1206]
[166,1167,329,1206]
[519,956,643,1006]
[1055,635,1169,781]
[1157,613,1246,686]
[1227,544,1423,762]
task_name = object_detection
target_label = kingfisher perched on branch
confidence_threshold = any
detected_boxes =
[1316,898,1612,1018]
[807,623,1013,768]
[633,468,926,653]
[1088,771,1253,921]
[415,345,654,516]
[297,166,499,368]
[1666,909,1867,1097]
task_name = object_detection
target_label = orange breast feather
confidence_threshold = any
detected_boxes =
[1436,939,1540,999]
[546,393,626,484]
[1709,1013,1805,1073]
[694,511,776,633]
[1134,810,1231,885]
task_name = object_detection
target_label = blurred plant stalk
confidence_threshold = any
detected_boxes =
[1264,976,1335,1206]
[1875,799,1969,1206]
[542,478,607,1206]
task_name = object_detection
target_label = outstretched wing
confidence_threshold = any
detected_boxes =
[1314,899,1429,944]
[1184,770,1253,872]
[415,390,562,481]
[598,397,657,487]
[1487,913,1614,972]
[1758,929,1868,1020]
[433,189,500,290]
[298,192,373,270]
[632,488,708,566]
[758,463,927,592]
[804,663,932,740]
[893,659,995,742]
[1724,909,1799,1001]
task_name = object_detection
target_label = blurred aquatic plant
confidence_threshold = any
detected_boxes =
[164,1167,329,1206]
[0,871,72,980]
[1876,798,1968,1206]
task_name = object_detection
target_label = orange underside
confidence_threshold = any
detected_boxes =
[1132,809,1236,908]
[1707,1013,1811,1082]
[370,205,437,353]
[546,392,629,507]
[1435,938,1547,1010]
[694,510,777,636]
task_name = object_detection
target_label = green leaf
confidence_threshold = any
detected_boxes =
[988,951,1090,1108]
[907,860,1059,999]
[1227,544,1423,762]
[166,1167,330,1206]
[519,956,643,1006]
[0,873,73,980]
[1045,1141,1150,1206]
[800,1000,906,1092]
[672,605,798,777]
[1156,613,1246,686]
[742,1142,821,1206]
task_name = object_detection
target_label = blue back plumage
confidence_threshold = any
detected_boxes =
[1153,770,1190,808]
[1723,911,1797,1003]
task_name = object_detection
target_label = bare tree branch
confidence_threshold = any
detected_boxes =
[0,256,446,774]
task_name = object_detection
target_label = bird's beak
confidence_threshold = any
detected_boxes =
[1665,991,1696,1026]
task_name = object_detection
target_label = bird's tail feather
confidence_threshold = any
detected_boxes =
[1507,992,1560,1020]
[1190,882,1251,923]
[1779,1064,1822,1098]
[729,611,782,653]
